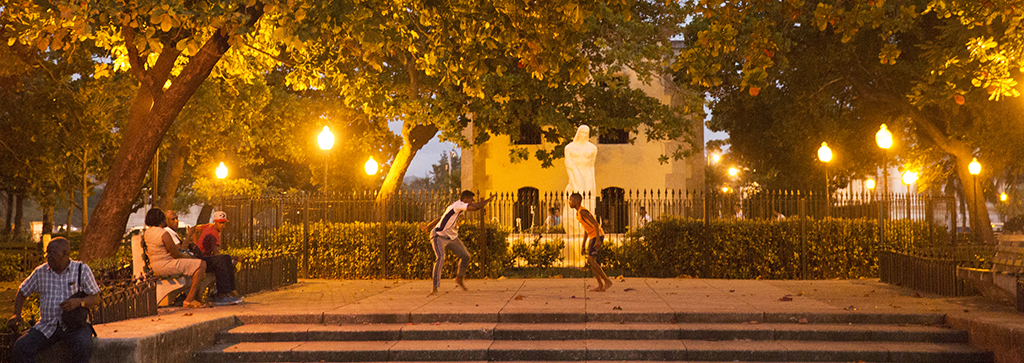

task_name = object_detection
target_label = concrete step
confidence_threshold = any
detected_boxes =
[235,311,948,325]
[192,339,993,362]
[216,322,968,344]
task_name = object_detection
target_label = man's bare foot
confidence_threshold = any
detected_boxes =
[455,276,468,291]
[589,284,604,292]
[603,279,613,290]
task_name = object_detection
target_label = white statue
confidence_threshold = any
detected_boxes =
[563,125,597,237]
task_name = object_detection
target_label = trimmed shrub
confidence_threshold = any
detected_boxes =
[616,217,939,279]
[268,221,509,279]
[511,237,565,268]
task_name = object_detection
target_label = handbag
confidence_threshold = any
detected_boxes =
[61,263,91,333]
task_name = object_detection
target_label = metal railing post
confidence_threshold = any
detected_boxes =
[799,196,807,279]
[302,192,309,279]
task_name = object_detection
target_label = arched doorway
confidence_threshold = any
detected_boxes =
[598,187,627,233]
[514,187,540,232]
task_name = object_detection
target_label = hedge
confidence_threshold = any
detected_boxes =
[268,221,510,279]
[616,217,940,279]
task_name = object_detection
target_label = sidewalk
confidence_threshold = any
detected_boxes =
[86,277,1023,363]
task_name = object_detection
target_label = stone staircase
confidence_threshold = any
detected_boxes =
[192,312,993,363]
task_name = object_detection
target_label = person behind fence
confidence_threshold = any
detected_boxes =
[637,206,652,229]
[420,190,496,295]
[8,237,100,363]
[545,207,562,232]
[165,210,242,305]
[143,208,208,308]
[570,192,614,292]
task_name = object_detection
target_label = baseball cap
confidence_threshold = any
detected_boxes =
[212,211,229,223]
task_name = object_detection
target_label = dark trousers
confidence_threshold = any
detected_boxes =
[13,326,93,363]
[202,254,236,294]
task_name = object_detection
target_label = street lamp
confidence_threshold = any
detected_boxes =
[1000,192,1008,202]
[969,157,981,241]
[364,157,378,175]
[216,162,228,179]
[818,142,833,217]
[318,126,335,189]
[865,179,876,190]
[876,124,893,249]
[728,167,739,178]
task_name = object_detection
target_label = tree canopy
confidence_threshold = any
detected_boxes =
[675,0,1024,243]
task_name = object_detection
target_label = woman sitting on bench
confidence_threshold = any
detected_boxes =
[144,208,208,308]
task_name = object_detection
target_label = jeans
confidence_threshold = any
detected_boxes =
[13,326,93,363]
[201,254,236,294]
[432,233,471,289]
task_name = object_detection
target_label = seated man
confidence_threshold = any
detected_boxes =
[8,237,100,363]
[166,210,241,306]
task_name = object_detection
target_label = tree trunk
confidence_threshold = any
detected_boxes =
[196,203,213,226]
[42,206,53,242]
[81,151,89,230]
[158,136,190,211]
[377,122,439,201]
[4,191,12,234]
[912,109,995,244]
[14,192,23,234]
[79,7,263,261]
[66,190,74,233]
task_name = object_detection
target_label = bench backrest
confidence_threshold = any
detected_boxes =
[130,233,155,279]
[993,234,1024,273]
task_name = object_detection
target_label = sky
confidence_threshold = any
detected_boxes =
[393,121,730,180]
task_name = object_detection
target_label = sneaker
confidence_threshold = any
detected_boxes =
[214,296,243,306]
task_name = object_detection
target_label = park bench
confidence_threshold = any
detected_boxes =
[130,232,213,306]
[956,233,1024,307]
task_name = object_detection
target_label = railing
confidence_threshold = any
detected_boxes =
[234,254,298,295]
[91,277,158,325]
[878,245,994,297]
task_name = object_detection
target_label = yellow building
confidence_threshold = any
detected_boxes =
[461,50,705,233]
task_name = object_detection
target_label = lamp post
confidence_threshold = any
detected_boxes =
[318,126,335,190]
[818,142,833,217]
[969,157,981,242]
[902,170,918,218]
[704,152,721,224]
[876,124,893,249]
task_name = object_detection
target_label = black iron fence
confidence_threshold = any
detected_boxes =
[234,254,298,295]
[217,189,969,276]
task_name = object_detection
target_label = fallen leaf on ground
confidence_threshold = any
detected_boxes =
[729,290,735,293]
[570,295,577,299]
[912,292,922,298]
[779,295,793,302]
[844,305,857,310]
[623,288,636,292]
[497,276,507,280]
[798,318,808,324]
[514,295,524,300]
[616,275,624,280]
[612,306,622,310]
[748,321,759,324]
[182,313,192,316]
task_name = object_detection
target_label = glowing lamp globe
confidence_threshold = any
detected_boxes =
[318,126,335,151]
[876,124,893,149]
[902,171,918,185]
[818,142,833,163]
[865,179,876,190]
[364,157,378,175]
[969,158,981,175]
[216,162,228,179]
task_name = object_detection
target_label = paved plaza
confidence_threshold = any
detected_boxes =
[76,277,1024,362]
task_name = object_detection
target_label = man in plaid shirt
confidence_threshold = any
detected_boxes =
[7,237,100,363]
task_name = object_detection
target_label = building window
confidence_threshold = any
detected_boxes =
[513,123,542,145]
[514,187,540,232]
[599,128,629,144]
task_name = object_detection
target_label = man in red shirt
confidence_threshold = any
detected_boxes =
[570,192,613,292]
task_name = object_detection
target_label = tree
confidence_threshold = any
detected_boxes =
[674,0,1024,243]
[405,152,460,192]
[293,0,701,200]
